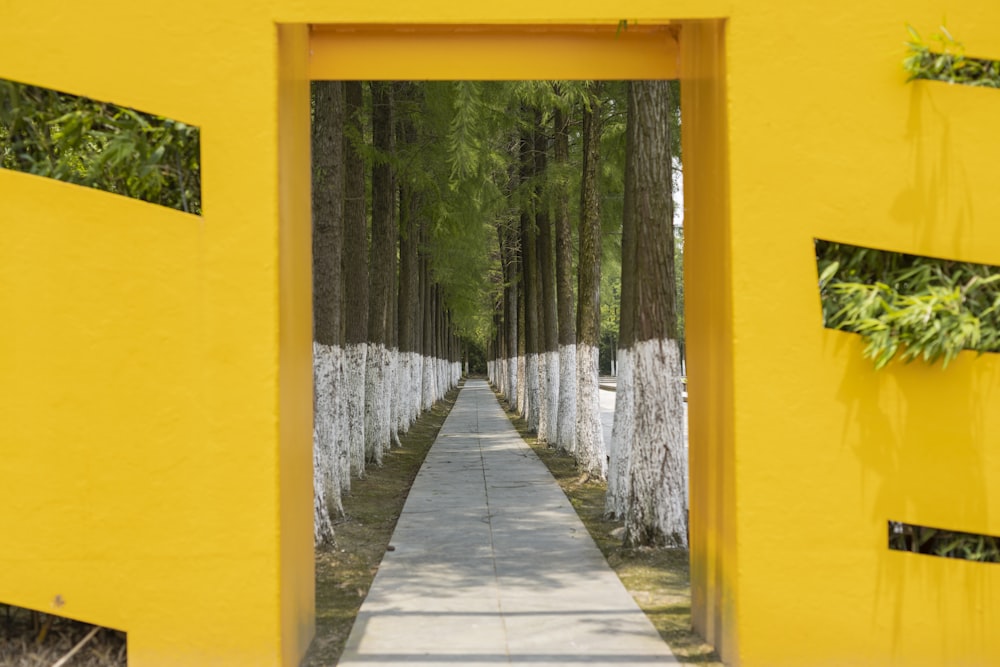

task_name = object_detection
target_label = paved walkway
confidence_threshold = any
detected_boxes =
[339,380,677,666]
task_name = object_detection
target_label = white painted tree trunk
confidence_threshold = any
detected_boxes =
[388,348,401,448]
[313,443,335,546]
[575,343,605,478]
[421,352,435,411]
[606,347,633,518]
[543,350,560,445]
[536,352,550,442]
[313,342,342,546]
[344,342,367,479]
[332,344,350,494]
[396,352,410,434]
[626,338,687,547]
[409,351,422,422]
[437,357,447,396]
[364,343,390,465]
[556,344,577,453]
[525,352,539,431]
[506,354,518,408]
[516,354,526,414]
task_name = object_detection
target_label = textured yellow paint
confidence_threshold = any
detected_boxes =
[2,1,999,665]
[680,19,737,665]
[309,24,679,80]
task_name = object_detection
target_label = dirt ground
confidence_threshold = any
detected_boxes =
[0,606,126,667]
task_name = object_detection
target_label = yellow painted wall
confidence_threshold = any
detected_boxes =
[0,3,313,665]
[725,4,1000,665]
[2,1,998,665]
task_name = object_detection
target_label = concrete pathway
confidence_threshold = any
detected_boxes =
[339,379,677,666]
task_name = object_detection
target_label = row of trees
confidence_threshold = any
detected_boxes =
[309,80,688,547]
[479,81,688,547]
[309,82,466,544]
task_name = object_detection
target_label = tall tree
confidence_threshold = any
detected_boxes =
[311,80,345,545]
[343,81,369,479]
[607,82,639,518]
[364,81,395,465]
[535,114,559,445]
[553,104,577,454]
[520,122,540,430]
[625,80,687,547]
[396,82,422,431]
[501,160,520,408]
[575,83,606,477]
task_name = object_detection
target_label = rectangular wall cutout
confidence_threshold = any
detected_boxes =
[815,239,1000,368]
[0,78,201,215]
[889,520,1000,563]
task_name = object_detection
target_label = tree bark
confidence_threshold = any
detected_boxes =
[420,240,436,411]
[365,81,395,465]
[311,80,345,546]
[553,105,577,454]
[535,113,559,446]
[575,83,606,478]
[343,81,368,480]
[625,80,687,547]
[607,81,639,518]
[520,122,540,431]
[396,82,421,431]
[501,199,519,409]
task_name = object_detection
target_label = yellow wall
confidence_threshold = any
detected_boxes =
[2,1,998,666]
[0,4,312,665]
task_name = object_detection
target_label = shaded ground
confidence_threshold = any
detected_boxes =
[0,606,126,667]
[498,394,722,666]
[303,384,460,666]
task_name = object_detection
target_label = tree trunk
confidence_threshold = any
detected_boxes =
[575,83,606,478]
[607,81,639,518]
[501,212,519,408]
[520,123,540,431]
[396,82,421,431]
[553,105,577,454]
[343,81,368,480]
[625,80,687,547]
[311,80,345,546]
[420,245,436,411]
[365,81,395,466]
[535,113,559,446]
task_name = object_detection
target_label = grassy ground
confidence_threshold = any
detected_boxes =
[302,384,460,666]
[498,394,723,665]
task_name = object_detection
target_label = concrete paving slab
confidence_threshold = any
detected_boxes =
[338,379,677,667]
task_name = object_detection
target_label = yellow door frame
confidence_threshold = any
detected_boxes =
[298,19,735,662]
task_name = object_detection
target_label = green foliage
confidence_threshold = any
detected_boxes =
[904,25,1000,88]
[889,522,1000,563]
[817,240,1000,369]
[0,79,201,214]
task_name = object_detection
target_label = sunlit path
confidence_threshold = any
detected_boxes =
[340,379,677,666]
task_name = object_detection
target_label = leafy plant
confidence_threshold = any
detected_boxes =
[904,25,1000,88]
[816,240,1000,369]
[0,79,201,214]
[889,521,1000,563]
